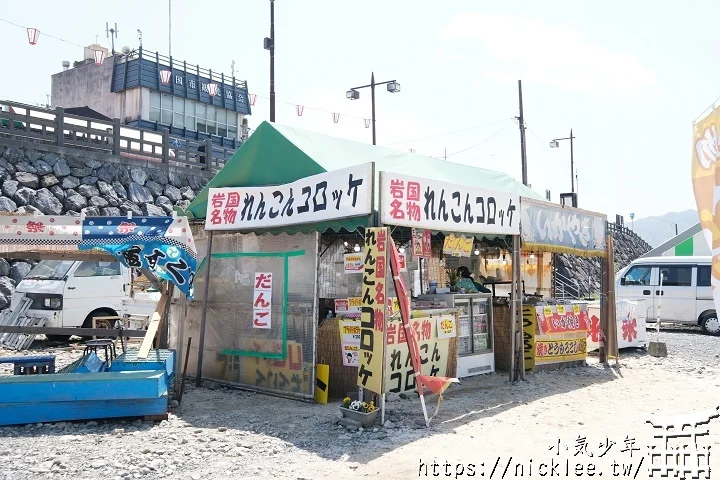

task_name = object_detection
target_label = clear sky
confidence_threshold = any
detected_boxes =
[1,1,718,222]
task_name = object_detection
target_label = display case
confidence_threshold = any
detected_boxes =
[416,293,494,377]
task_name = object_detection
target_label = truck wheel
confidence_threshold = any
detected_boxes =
[81,309,119,339]
[701,313,720,336]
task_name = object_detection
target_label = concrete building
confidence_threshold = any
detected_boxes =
[51,45,249,150]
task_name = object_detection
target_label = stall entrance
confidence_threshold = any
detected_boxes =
[185,232,319,399]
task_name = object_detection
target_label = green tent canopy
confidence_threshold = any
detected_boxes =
[184,121,542,234]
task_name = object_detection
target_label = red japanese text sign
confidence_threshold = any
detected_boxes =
[536,304,589,335]
[357,227,388,394]
[205,163,373,231]
[379,172,520,235]
[253,272,273,329]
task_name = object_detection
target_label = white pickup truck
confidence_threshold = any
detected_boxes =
[9,259,159,340]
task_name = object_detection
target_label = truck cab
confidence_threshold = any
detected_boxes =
[9,259,159,337]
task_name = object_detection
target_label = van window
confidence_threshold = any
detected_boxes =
[659,266,692,287]
[74,261,121,278]
[623,265,653,286]
[698,265,711,287]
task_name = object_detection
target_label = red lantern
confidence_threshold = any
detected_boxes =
[159,70,172,85]
[207,83,218,97]
[93,49,106,66]
[27,28,40,45]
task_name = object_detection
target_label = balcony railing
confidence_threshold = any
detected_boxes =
[0,100,238,173]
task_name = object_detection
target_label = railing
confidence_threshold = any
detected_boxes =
[116,47,248,90]
[554,271,582,301]
[606,222,652,252]
[0,100,235,173]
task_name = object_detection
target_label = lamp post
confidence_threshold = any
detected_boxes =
[264,0,276,122]
[550,129,576,193]
[346,72,400,145]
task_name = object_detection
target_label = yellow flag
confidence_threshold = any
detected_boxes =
[692,105,720,312]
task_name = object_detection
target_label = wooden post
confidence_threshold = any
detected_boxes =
[55,107,65,147]
[137,284,170,359]
[196,230,215,387]
[510,234,520,382]
[599,234,611,364]
[161,128,170,164]
[112,118,121,155]
[204,138,213,171]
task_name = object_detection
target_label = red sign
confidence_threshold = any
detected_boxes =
[538,307,589,335]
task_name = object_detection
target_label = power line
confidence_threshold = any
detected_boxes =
[0,18,86,48]
[380,118,513,146]
[445,122,514,157]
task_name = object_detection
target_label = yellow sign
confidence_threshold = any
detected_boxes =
[692,105,720,316]
[557,305,566,315]
[384,316,450,394]
[349,297,362,309]
[543,306,552,317]
[357,227,388,394]
[522,306,536,372]
[535,337,587,364]
[442,234,473,257]
[436,314,457,339]
[387,297,400,316]
[573,304,580,315]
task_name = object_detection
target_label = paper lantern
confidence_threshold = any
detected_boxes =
[207,83,218,97]
[332,113,340,123]
[296,105,304,116]
[249,94,256,106]
[27,28,40,45]
[93,49,106,66]
[159,70,172,85]
[364,119,370,128]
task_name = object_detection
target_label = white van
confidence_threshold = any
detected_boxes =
[615,256,718,335]
[9,259,160,340]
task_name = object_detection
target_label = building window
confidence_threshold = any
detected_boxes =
[148,91,238,140]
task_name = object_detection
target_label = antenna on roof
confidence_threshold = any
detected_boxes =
[106,22,119,54]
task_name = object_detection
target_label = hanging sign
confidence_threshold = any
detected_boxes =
[520,198,607,255]
[398,252,407,271]
[252,272,273,329]
[339,319,361,367]
[206,163,373,231]
[442,233,473,257]
[343,253,363,273]
[411,228,432,257]
[379,172,519,235]
[357,227,388,394]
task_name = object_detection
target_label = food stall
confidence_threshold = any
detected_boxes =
[169,120,541,403]
[377,171,530,378]
[519,197,611,370]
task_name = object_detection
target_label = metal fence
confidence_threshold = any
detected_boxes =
[0,100,237,173]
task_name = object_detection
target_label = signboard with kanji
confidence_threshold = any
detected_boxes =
[411,228,432,257]
[205,163,373,231]
[378,172,520,235]
[252,272,272,329]
[356,227,388,394]
[384,315,451,394]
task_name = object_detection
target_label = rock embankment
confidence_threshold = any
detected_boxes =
[554,224,653,298]
[0,145,210,309]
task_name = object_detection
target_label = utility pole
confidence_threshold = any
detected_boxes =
[517,80,528,186]
[264,0,276,122]
[168,0,172,56]
[370,73,376,145]
[569,129,575,193]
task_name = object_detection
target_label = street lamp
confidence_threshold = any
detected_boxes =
[550,129,576,193]
[346,72,400,145]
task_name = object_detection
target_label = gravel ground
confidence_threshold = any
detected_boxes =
[0,328,718,480]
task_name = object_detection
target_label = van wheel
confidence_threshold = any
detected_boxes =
[81,309,119,339]
[701,313,720,336]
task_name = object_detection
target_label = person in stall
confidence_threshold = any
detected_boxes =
[454,266,491,294]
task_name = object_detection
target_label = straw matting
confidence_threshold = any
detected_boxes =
[317,318,358,400]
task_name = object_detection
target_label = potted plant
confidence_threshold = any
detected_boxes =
[339,397,379,427]
[446,268,459,292]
